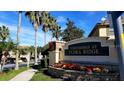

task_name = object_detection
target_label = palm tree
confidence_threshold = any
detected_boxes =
[46,15,57,41]
[0,25,9,43]
[0,25,9,72]
[25,11,40,65]
[15,11,22,70]
[38,12,59,44]
[47,16,61,41]
[52,25,61,41]
[39,12,51,45]
[25,11,57,65]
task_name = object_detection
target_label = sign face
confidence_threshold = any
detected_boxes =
[65,42,109,56]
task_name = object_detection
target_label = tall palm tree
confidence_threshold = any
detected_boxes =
[25,11,40,65]
[0,25,9,72]
[39,12,51,45]
[46,15,57,41]
[38,12,59,44]
[47,16,61,41]
[15,11,22,70]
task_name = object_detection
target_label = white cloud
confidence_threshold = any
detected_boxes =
[57,16,66,23]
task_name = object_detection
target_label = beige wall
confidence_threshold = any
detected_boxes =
[90,27,115,39]
[64,37,119,64]
[56,41,66,61]
[49,51,59,65]
[49,41,66,65]
[99,28,108,37]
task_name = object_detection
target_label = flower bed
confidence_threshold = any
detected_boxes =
[48,66,86,80]
[47,63,120,81]
[52,63,108,74]
[48,66,120,81]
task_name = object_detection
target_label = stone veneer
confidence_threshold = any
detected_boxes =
[47,66,120,81]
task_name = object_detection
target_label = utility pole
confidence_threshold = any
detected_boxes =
[15,11,22,70]
[108,11,124,80]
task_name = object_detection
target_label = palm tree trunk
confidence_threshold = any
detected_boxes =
[34,30,38,65]
[27,52,30,67]
[56,32,59,41]
[15,11,22,70]
[44,32,46,45]
[51,31,53,41]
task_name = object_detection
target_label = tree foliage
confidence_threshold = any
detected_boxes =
[0,25,16,52]
[25,11,40,31]
[0,25,9,42]
[0,41,16,52]
[19,48,28,55]
[17,46,43,56]
[48,15,62,40]
[52,28,62,40]
[61,18,84,42]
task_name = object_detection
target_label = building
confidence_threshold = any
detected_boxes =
[88,17,124,39]
[41,17,124,67]
[64,17,124,66]
[41,41,66,65]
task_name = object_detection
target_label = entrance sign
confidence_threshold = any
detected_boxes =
[65,42,109,56]
[64,37,118,64]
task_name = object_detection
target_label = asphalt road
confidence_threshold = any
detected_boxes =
[2,59,41,70]
[3,62,35,70]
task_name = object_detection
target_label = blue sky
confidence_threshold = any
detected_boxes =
[0,11,108,46]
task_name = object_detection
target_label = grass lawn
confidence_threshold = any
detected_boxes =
[31,68,61,81]
[0,67,29,81]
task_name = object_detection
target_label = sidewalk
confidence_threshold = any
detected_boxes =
[10,69,37,81]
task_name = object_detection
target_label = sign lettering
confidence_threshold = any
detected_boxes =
[65,42,109,56]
